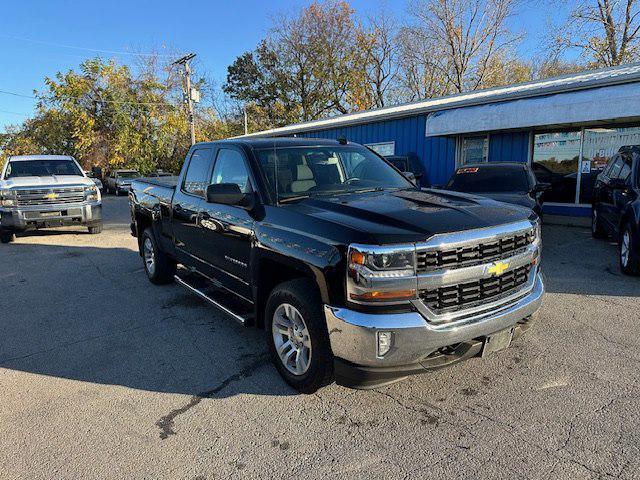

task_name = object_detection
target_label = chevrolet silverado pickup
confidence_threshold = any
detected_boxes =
[0,155,102,243]
[129,138,544,392]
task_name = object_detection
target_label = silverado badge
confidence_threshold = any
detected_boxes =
[487,261,509,277]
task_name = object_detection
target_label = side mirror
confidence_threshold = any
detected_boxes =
[533,182,551,193]
[403,171,417,185]
[206,183,245,205]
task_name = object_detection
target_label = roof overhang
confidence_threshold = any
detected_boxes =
[239,62,640,138]
[424,82,640,136]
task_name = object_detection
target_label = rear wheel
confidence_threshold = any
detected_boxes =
[266,279,334,393]
[141,228,176,284]
[592,207,607,239]
[620,223,640,276]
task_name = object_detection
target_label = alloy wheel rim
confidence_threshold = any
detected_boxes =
[143,237,156,276]
[272,303,312,376]
[621,230,630,266]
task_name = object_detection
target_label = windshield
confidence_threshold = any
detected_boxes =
[117,171,140,178]
[5,159,83,179]
[447,167,531,193]
[256,145,413,202]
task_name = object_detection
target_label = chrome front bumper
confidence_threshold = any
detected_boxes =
[326,272,544,368]
[0,202,102,230]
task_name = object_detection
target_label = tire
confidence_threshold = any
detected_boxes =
[141,227,176,284]
[115,188,121,197]
[619,223,640,276]
[0,230,15,244]
[88,223,103,234]
[266,279,334,393]
[591,207,607,239]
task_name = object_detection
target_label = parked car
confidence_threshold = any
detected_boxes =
[129,138,544,392]
[0,155,102,243]
[592,146,640,275]
[383,154,425,186]
[85,171,104,192]
[445,162,549,216]
[146,170,174,178]
[104,169,140,196]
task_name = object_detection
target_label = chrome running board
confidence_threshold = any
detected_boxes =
[174,271,252,325]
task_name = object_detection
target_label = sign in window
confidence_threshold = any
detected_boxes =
[365,141,395,157]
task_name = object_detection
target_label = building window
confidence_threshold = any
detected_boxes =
[460,136,488,164]
[579,126,640,203]
[532,131,581,204]
[365,141,395,157]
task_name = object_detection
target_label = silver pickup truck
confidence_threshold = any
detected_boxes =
[0,155,102,243]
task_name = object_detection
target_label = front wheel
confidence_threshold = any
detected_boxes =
[266,279,334,393]
[141,228,176,284]
[88,223,103,234]
[0,230,15,244]
[620,223,640,276]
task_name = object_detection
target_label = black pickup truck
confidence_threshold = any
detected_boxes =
[129,137,544,392]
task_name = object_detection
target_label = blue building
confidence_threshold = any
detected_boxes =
[245,63,640,218]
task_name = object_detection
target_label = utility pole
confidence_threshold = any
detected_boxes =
[244,106,248,135]
[174,53,197,145]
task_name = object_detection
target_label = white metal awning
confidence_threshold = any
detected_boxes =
[425,83,640,137]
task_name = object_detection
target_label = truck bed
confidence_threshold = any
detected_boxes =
[138,176,179,188]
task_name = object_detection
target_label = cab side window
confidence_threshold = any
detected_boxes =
[607,156,625,180]
[617,154,632,182]
[211,148,251,193]
[183,148,213,197]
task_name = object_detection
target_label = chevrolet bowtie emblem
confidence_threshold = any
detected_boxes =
[44,192,59,200]
[487,261,509,277]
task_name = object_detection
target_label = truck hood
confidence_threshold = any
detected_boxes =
[0,175,93,189]
[469,191,537,210]
[281,188,534,244]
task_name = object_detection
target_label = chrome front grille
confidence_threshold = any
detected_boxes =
[15,187,85,206]
[420,264,532,314]
[416,230,535,273]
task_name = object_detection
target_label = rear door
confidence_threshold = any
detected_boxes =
[197,147,255,302]
[171,147,215,267]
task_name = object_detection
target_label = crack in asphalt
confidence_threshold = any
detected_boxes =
[155,354,270,440]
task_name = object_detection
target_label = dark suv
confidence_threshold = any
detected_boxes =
[592,146,640,275]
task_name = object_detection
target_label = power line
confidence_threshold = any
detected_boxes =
[0,89,179,107]
[0,34,181,58]
[0,109,28,116]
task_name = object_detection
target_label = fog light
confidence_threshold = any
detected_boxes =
[377,331,393,357]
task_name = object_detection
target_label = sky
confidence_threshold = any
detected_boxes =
[1,0,562,133]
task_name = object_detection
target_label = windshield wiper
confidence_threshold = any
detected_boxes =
[279,194,311,204]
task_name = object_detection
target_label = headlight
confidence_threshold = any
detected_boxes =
[85,185,100,202]
[0,189,16,207]
[347,244,417,304]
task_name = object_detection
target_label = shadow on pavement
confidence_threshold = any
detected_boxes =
[1,241,294,409]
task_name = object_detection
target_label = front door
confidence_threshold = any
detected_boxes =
[198,147,255,302]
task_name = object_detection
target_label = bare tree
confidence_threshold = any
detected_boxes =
[552,0,640,66]
[406,0,522,93]
[355,11,402,108]
[398,24,455,100]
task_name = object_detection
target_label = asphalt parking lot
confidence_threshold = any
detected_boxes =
[1,195,639,479]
